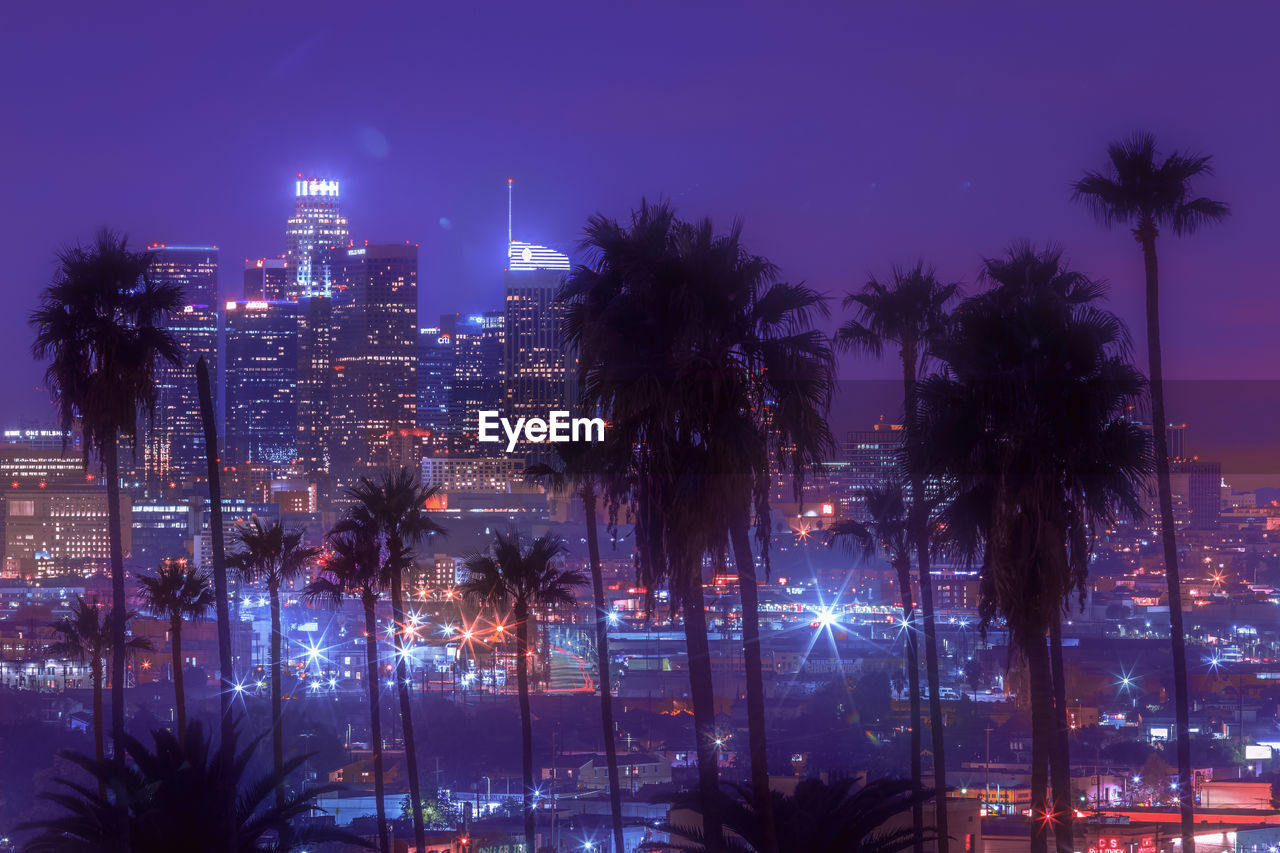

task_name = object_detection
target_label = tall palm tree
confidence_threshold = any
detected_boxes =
[1073,132,1229,852]
[334,467,445,853]
[195,356,234,752]
[913,244,1147,853]
[18,722,364,853]
[227,519,320,810]
[562,202,832,853]
[836,262,956,851]
[49,596,151,785]
[526,440,627,853]
[30,229,182,760]
[306,529,406,853]
[826,483,926,853]
[462,531,585,853]
[137,557,215,740]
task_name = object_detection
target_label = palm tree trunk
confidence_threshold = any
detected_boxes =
[902,349,949,852]
[363,593,390,853]
[1140,230,1195,852]
[516,600,536,853]
[389,564,426,853]
[583,483,625,853]
[196,357,234,753]
[681,571,723,853]
[171,617,186,740]
[1049,616,1073,853]
[270,582,285,811]
[1025,633,1053,853]
[730,520,778,853]
[93,662,105,798]
[895,559,924,853]
[103,432,127,766]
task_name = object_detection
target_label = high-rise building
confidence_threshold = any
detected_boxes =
[329,244,418,491]
[225,301,300,467]
[144,304,218,488]
[841,421,904,519]
[445,312,504,455]
[504,241,572,418]
[143,246,219,489]
[148,245,218,305]
[2,484,131,579]
[417,324,453,445]
[296,292,333,491]
[243,257,292,301]
[285,177,348,298]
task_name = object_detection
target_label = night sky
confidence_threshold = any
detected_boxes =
[5,3,1278,474]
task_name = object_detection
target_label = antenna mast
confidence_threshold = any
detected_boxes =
[507,177,513,246]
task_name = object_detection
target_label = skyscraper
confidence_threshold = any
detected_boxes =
[296,291,333,491]
[329,244,418,491]
[418,324,453,448]
[224,300,300,467]
[445,312,504,456]
[285,177,348,298]
[504,240,573,426]
[148,244,218,305]
[143,246,219,489]
[145,304,219,487]
[243,256,292,300]
[841,421,903,519]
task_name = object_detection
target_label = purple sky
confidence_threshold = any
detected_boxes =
[5,3,1279,470]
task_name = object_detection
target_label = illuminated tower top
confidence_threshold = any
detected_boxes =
[285,174,349,299]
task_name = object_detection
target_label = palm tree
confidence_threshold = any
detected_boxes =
[663,777,936,853]
[196,355,234,753]
[526,440,627,853]
[227,519,320,810]
[48,596,150,785]
[30,229,182,760]
[462,531,585,853]
[334,467,445,853]
[836,261,957,851]
[305,529,401,853]
[1073,132,1229,852]
[826,482,926,853]
[137,557,215,740]
[913,244,1147,852]
[18,722,366,853]
[562,202,833,853]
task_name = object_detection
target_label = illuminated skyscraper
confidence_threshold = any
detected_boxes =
[417,324,453,446]
[148,245,218,305]
[285,176,348,298]
[329,244,418,491]
[445,312,504,455]
[225,301,300,467]
[243,256,292,300]
[142,246,219,488]
[144,304,219,487]
[296,291,333,491]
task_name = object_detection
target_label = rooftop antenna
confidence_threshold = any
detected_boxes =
[507,177,513,246]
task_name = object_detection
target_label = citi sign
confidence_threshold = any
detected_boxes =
[478,411,606,452]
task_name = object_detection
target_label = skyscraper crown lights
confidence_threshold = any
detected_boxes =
[296,178,339,197]
[508,240,570,272]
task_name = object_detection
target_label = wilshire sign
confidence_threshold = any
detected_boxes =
[478,410,606,453]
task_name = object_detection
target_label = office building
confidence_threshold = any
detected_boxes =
[2,484,131,579]
[145,303,218,487]
[417,324,452,445]
[286,177,348,298]
[420,456,528,494]
[841,421,903,519]
[445,312,504,455]
[296,292,333,491]
[147,244,218,305]
[225,300,300,467]
[244,256,292,301]
[329,244,418,491]
[504,240,573,464]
